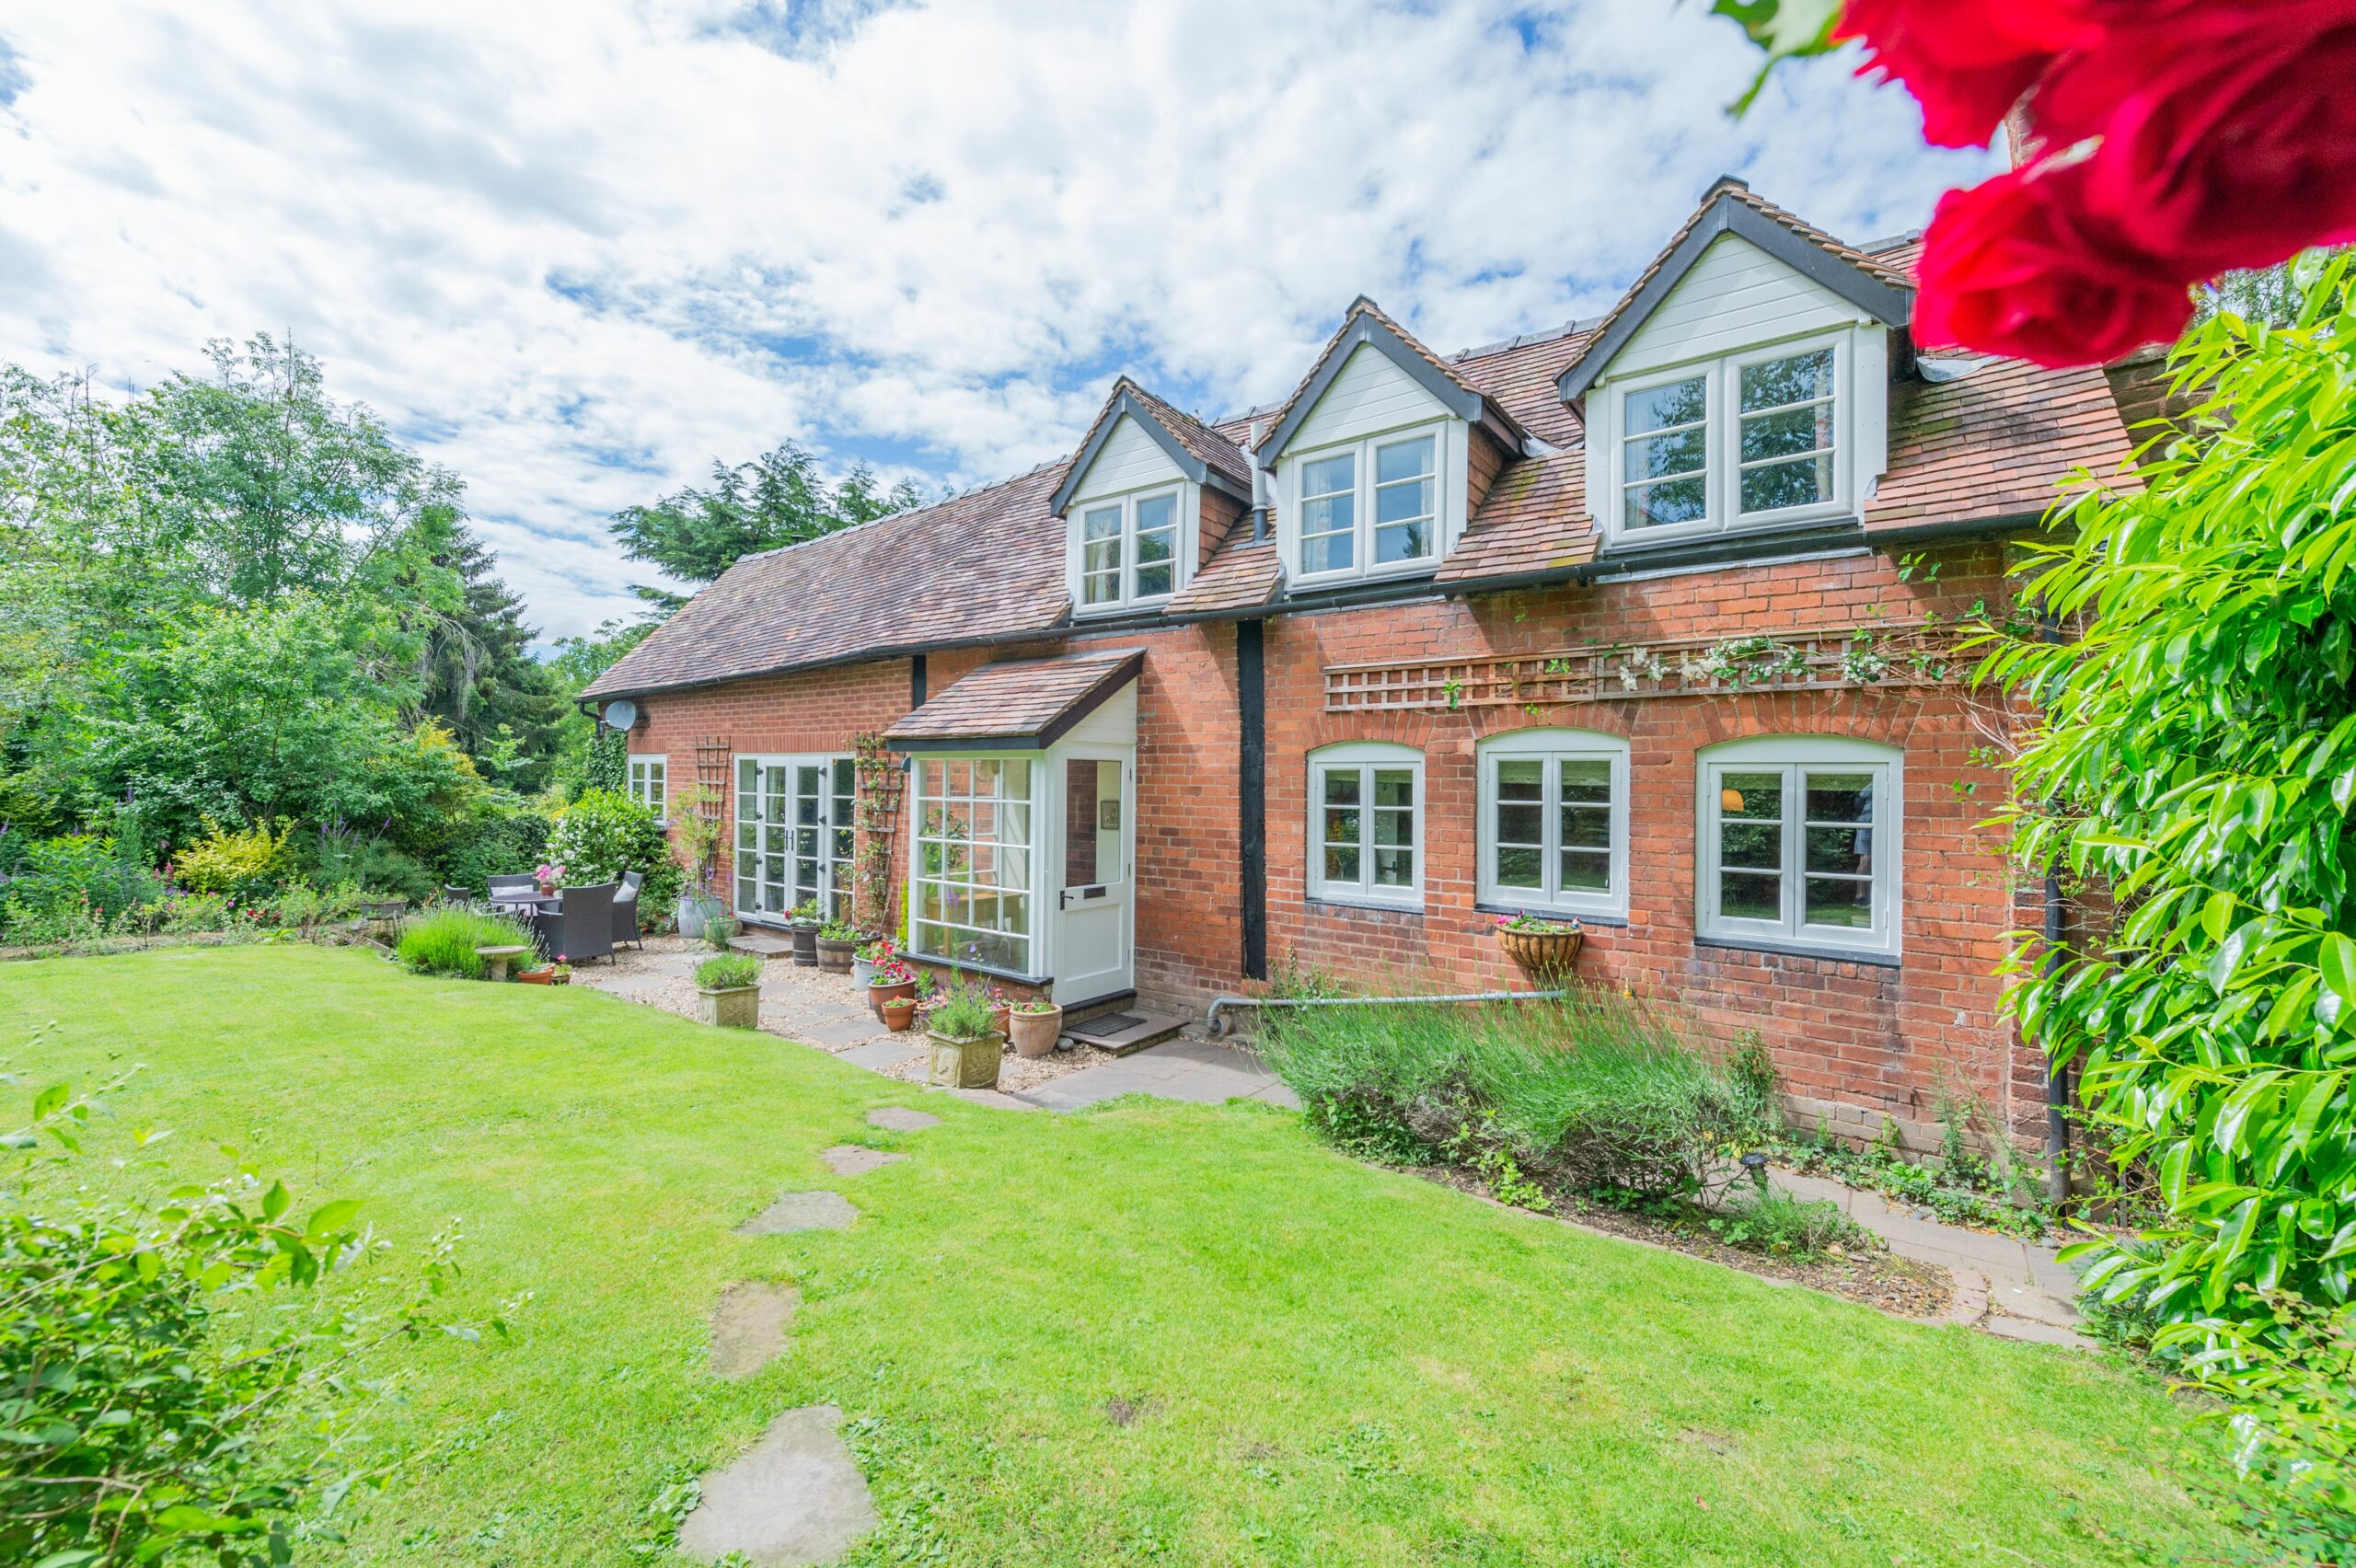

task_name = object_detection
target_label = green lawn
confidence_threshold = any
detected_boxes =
[6,946,2228,1566]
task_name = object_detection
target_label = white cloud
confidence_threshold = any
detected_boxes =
[0,0,1996,639]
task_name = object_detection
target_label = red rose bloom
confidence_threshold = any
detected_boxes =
[1835,0,2097,147]
[2033,0,2356,278]
[1913,165,2193,367]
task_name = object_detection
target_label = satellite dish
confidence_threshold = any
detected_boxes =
[602,698,639,731]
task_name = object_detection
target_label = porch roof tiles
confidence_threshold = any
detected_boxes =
[883,647,1145,751]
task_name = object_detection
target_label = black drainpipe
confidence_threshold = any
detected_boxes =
[1238,620,1267,980]
[909,653,928,708]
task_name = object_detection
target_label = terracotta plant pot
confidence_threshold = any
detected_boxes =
[990,1004,1011,1037]
[815,936,856,973]
[1008,1006,1063,1057]
[868,976,918,1018]
[517,967,556,986]
[1497,924,1584,983]
[698,984,760,1029]
[790,923,819,966]
[880,999,918,1032]
[927,1028,1003,1090]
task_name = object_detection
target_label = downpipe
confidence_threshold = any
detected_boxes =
[1207,988,1568,1037]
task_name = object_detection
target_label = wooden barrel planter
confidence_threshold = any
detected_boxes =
[1496,922,1584,983]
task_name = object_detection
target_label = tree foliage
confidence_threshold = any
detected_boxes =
[607,441,923,613]
[1982,255,2356,1350]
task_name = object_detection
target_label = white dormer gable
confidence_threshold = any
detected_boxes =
[1067,414,1186,506]
[1562,184,1909,554]
[1061,413,1197,616]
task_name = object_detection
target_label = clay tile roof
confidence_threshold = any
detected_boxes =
[1434,449,1594,585]
[883,647,1144,749]
[1168,536,1284,615]
[1865,358,2142,538]
[583,464,1073,699]
[1116,380,1251,491]
[1449,326,1593,451]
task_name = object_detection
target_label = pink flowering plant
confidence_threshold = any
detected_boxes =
[1494,912,1579,934]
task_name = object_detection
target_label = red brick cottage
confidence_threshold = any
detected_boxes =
[583,180,2142,1147]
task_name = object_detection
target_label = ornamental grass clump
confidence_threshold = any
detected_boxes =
[695,952,761,991]
[1259,988,1767,1202]
[395,909,532,979]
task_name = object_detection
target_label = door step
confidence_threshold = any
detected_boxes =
[727,930,796,959]
[1065,1010,1188,1056]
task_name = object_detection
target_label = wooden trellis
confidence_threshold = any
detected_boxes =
[849,733,907,934]
[1323,620,1966,714]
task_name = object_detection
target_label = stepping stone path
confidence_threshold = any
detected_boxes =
[677,1404,877,1566]
[864,1106,940,1132]
[737,1191,858,1235]
[819,1145,904,1176]
[709,1282,798,1379]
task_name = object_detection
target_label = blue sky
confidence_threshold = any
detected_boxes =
[0,1,1995,640]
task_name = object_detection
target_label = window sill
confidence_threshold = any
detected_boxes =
[907,951,1052,988]
[1306,894,1425,918]
[1694,934,1900,969]
[1474,900,1627,929]
[1290,560,1440,594]
[1072,594,1176,619]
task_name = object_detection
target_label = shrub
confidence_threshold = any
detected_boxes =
[545,789,681,911]
[1,1054,493,1568]
[1261,991,1769,1201]
[0,833,159,933]
[300,822,436,903]
[434,803,553,899]
[1703,1186,1869,1259]
[2189,1294,2356,1561]
[171,817,294,899]
[696,952,762,990]
[929,982,997,1040]
[395,909,533,978]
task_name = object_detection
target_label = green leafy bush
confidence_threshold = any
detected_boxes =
[1703,1186,1868,1259]
[696,952,761,990]
[2187,1294,2356,1560]
[0,833,159,935]
[300,823,436,903]
[433,803,552,899]
[1261,992,1769,1201]
[171,817,294,899]
[545,789,681,912]
[0,1053,495,1567]
[929,982,997,1040]
[395,909,533,978]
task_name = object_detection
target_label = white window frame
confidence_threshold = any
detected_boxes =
[1597,328,1857,546]
[1306,741,1424,911]
[626,753,668,817]
[907,752,1042,977]
[1288,419,1450,588]
[1696,735,1901,961]
[1476,729,1629,920]
[1068,482,1189,615]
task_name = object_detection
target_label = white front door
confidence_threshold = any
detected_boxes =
[1052,748,1133,1004]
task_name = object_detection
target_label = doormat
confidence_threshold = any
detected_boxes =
[1068,1012,1148,1039]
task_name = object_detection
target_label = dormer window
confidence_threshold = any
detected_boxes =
[1290,421,1447,583]
[1079,487,1182,609]
[1601,329,1862,543]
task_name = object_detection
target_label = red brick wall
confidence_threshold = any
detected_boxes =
[1257,541,2029,1148]
[618,539,2037,1147]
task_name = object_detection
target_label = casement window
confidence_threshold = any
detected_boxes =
[1076,485,1184,611]
[733,755,854,921]
[1308,742,1423,909]
[1293,424,1442,582]
[1476,730,1629,919]
[910,755,1036,974]
[1697,736,1900,960]
[1604,332,1855,542]
[626,755,667,815]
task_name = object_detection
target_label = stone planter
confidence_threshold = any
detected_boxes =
[815,936,856,973]
[868,976,917,1019]
[927,1028,1003,1090]
[880,998,918,1032]
[1008,1005,1063,1057]
[698,984,761,1029]
[790,922,819,966]
[1496,924,1584,983]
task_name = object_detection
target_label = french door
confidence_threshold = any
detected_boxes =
[733,754,855,924]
